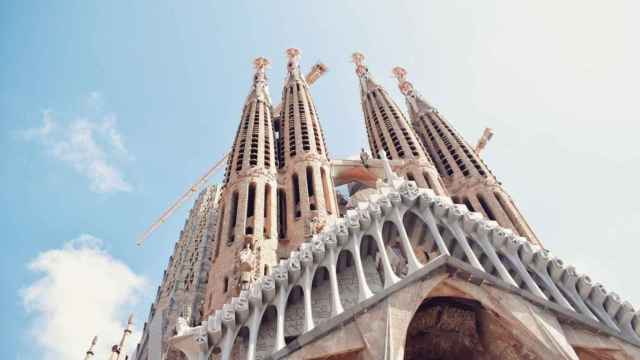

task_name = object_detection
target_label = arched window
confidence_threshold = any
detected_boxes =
[216,204,225,248]
[278,188,287,239]
[463,197,474,212]
[293,173,301,218]
[477,194,496,221]
[246,183,256,235]
[264,184,272,237]
[227,191,239,245]
[306,166,316,211]
[423,172,434,189]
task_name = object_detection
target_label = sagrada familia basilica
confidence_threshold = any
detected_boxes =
[88,49,640,359]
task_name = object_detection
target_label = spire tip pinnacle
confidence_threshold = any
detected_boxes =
[286,48,301,69]
[352,52,365,66]
[392,66,414,95]
[392,66,407,81]
[286,48,301,60]
[253,57,270,71]
[352,52,367,77]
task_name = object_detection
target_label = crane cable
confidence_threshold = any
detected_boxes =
[136,152,229,246]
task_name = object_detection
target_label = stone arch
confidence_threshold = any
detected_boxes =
[229,326,249,360]
[381,220,409,278]
[402,210,442,264]
[284,285,306,344]
[336,250,360,309]
[400,290,548,360]
[255,305,277,360]
[209,345,222,360]
[466,236,493,273]
[311,266,333,325]
[359,234,384,294]
[440,225,468,262]
[497,254,525,288]
[404,297,483,360]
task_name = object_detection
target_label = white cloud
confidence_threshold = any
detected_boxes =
[22,93,133,193]
[21,234,147,360]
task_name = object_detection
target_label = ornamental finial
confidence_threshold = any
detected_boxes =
[248,57,271,103]
[352,52,367,77]
[392,66,414,96]
[253,57,270,72]
[253,57,269,83]
[392,66,435,113]
[379,150,401,183]
[286,48,301,68]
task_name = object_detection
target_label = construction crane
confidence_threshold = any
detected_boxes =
[137,62,328,246]
[136,153,229,246]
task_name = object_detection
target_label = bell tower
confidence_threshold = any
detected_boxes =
[392,66,542,246]
[205,57,279,313]
[352,53,447,195]
[276,48,338,254]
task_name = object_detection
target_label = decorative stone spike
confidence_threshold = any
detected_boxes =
[261,276,276,302]
[221,303,236,331]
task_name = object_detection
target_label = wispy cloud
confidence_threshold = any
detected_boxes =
[21,234,147,360]
[21,92,133,193]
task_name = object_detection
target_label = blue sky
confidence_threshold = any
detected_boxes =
[2,1,640,358]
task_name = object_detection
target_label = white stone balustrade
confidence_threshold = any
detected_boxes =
[170,168,640,360]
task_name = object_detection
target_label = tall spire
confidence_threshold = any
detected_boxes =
[83,336,97,360]
[223,57,277,184]
[392,66,542,246]
[276,48,337,251]
[351,53,447,194]
[109,314,133,360]
[205,57,279,314]
[285,48,305,83]
[246,57,272,104]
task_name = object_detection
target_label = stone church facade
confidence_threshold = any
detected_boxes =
[133,50,640,360]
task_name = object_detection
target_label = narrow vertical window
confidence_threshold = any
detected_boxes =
[293,174,301,218]
[216,204,225,249]
[306,166,316,210]
[246,183,256,235]
[223,277,229,293]
[423,172,434,190]
[477,194,496,221]
[463,197,474,212]
[406,172,415,182]
[264,184,272,236]
[321,167,333,215]
[228,191,239,245]
[278,188,287,238]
